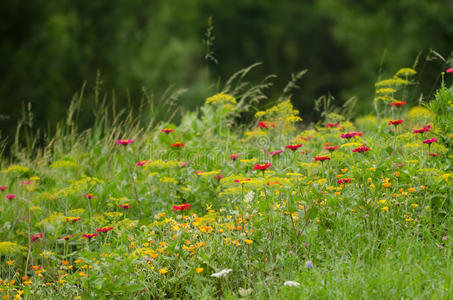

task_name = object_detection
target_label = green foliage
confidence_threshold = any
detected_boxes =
[0,76,452,298]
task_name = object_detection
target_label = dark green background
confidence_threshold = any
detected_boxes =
[1,0,452,146]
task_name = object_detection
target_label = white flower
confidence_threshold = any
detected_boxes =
[210,269,232,278]
[284,281,300,287]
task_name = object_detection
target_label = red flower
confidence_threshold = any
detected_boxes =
[180,161,190,168]
[31,233,44,242]
[173,203,191,211]
[253,163,272,171]
[213,174,223,182]
[60,235,74,240]
[170,142,185,148]
[234,179,251,184]
[324,145,339,152]
[325,123,339,128]
[96,226,114,233]
[65,217,81,223]
[285,144,302,151]
[423,138,437,144]
[390,101,406,107]
[313,156,330,162]
[5,194,16,200]
[136,160,150,166]
[388,120,403,126]
[82,233,98,240]
[0,186,7,191]
[119,204,132,210]
[413,125,431,134]
[82,194,97,199]
[428,153,440,156]
[341,132,363,139]
[195,170,204,175]
[258,121,275,129]
[117,139,134,145]
[337,179,352,185]
[269,150,284,156]
[229,154,239,161]
[161,128,175,133]
[446,68,453,73]
[352,146,370,153]
[299,136,312,141]
[21,180,32,185]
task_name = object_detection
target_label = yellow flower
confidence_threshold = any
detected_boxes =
[382,182,391,188]
[408,188,416,192]
[381,206,389,211]
[196,268,204,274]
[6,260,15,266]
[244,239,253,245]
[159,268,168,274]
[79,272,88,278]
[411,203,419,208]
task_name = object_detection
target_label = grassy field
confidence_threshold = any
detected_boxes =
[0,68,452,299]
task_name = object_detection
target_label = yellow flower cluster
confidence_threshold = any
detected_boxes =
[205,93,237,105]
[49,160,77,168]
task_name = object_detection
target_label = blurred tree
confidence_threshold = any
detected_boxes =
[0,0,452,149]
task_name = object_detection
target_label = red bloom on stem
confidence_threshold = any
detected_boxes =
[352,146,370,153]
[324,145,339,152]
[173,203,191,211]
[213,174,223,182]
[82,233,98,240]
[413,125,431,134]
[0,186,7,191]
[21,180,32,185]
[269,150,284,156]
[388,120,403,126]
[170,142,185,148]
[423,138,437,144]
[82,194,97,199]
[31,233,44,242]
[325,123,339,128]
[390,101,406,107]
[229,154,239,161]
[253,163,272,171]
[96,226,114,233]
[180,161,190,168]
[428,153,440,156]
[119,204,132,210]
[117,139,134,145]
[446,68,453,73]
[161,128,175,133]
[337,178,352,185]
[60,235,74,240]
[341,132,363,139]
[6,194,16,200]
[313,156,330,162]
[285,144,302,151]
[136,160,150,166]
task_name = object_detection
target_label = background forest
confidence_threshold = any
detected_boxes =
[1,0,452,149]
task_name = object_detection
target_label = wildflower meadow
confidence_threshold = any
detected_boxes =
[0,67,452,299]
